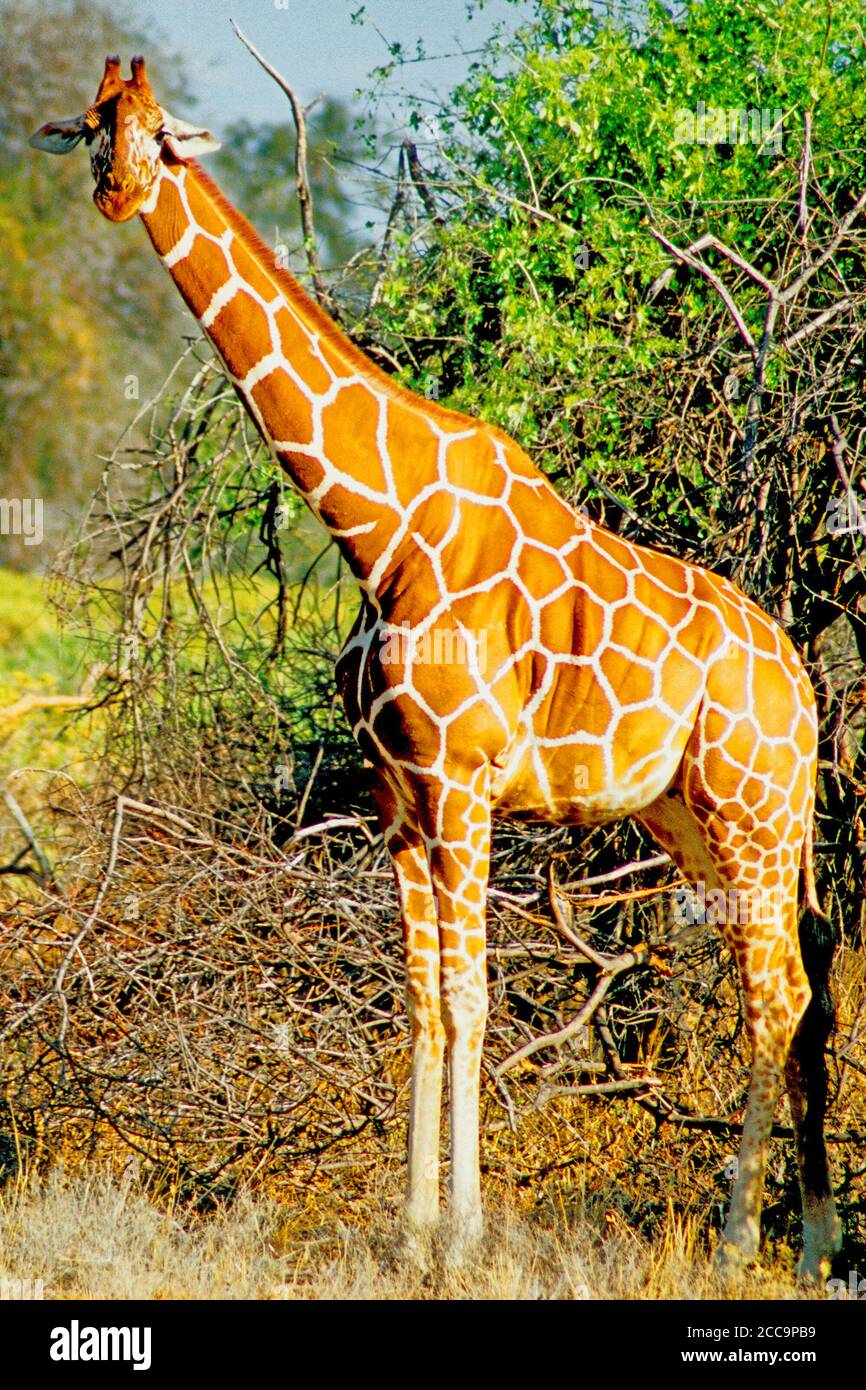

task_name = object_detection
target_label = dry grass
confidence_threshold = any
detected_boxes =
[0,1167,834,1301]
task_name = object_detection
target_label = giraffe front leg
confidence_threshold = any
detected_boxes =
[403,914,445,1235]
[373,782,444,1238]
[418,770,491,1261]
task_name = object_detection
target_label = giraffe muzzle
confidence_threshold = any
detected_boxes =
[93,181,144,223]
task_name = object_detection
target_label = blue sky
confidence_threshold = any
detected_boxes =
[131,0,534,131]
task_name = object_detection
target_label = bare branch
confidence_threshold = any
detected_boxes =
[369,144,408,311]
[231,20,337,316]
[0,789,52,881]
[402,140,445,227]
[647,228,759,356]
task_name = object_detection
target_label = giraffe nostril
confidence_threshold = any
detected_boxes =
[122,175,136,194]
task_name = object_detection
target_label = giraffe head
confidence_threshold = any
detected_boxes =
[30,56,220,222]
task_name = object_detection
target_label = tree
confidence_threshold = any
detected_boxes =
[0,0,195,566]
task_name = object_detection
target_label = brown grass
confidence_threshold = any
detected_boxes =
[0,1167,837,1301]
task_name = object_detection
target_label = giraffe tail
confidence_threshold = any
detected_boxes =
[801,802,825,919]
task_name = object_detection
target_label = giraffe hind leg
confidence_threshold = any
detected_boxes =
[637,790,811,1269]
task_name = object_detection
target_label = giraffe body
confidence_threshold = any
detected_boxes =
[31,58,842,1278]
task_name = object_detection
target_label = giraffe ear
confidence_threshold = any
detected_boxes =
[30,116,88,154]
[158,110,221,159]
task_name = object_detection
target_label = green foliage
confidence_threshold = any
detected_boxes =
[370,0,866,514]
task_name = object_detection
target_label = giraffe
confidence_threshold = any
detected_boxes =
[31,57,842,1278]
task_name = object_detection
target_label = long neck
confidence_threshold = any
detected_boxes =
[138,154,453,595]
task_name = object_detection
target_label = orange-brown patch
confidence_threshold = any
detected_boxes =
[275,447,324,494]
[439,785,489,840]
[387,401,441,506]
[593,529,641,575]
[404,488,458,552]
[575,542,630,603]
[751,825,779,852]
[443,430,501,494]
[677,601,727,659]
[747,612,781,656]
[442,701,510,762]
[540,671,614,740]
[318,334,362,381]
[405,923,437,953]
[643,549,692,596]
[544,745,607,805]
[186,176,233,239]
[540,589,606,655]
[752,656,796,738]
[742,776,769,807]
[613,707,676,782]
[660,651,705,715]
[372,692,442,768]
[599,647,655,705]
[381,548,444,618]
[617,606,673,665]
[317,485,399,569]
[409,647,481,718]
[273,307,333,394]
[171,236,232,317]
[321,385,388,493]
[225,229,284,303]
[251,369,314,446]
[440,500,517,589]
[709,650,749,712]
[152,175,187,248]
[703,739,752,794]
[510,483,577,547]
[210,291,274,379]
[633,570,692,626]
[516,544,569,602]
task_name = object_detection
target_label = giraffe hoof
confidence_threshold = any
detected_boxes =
[797,1200,842,1283]
[444,1214,484,1271]
[796,1252,832,1284]
[713,1239,756,1279]
[392,1223,434,1271]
